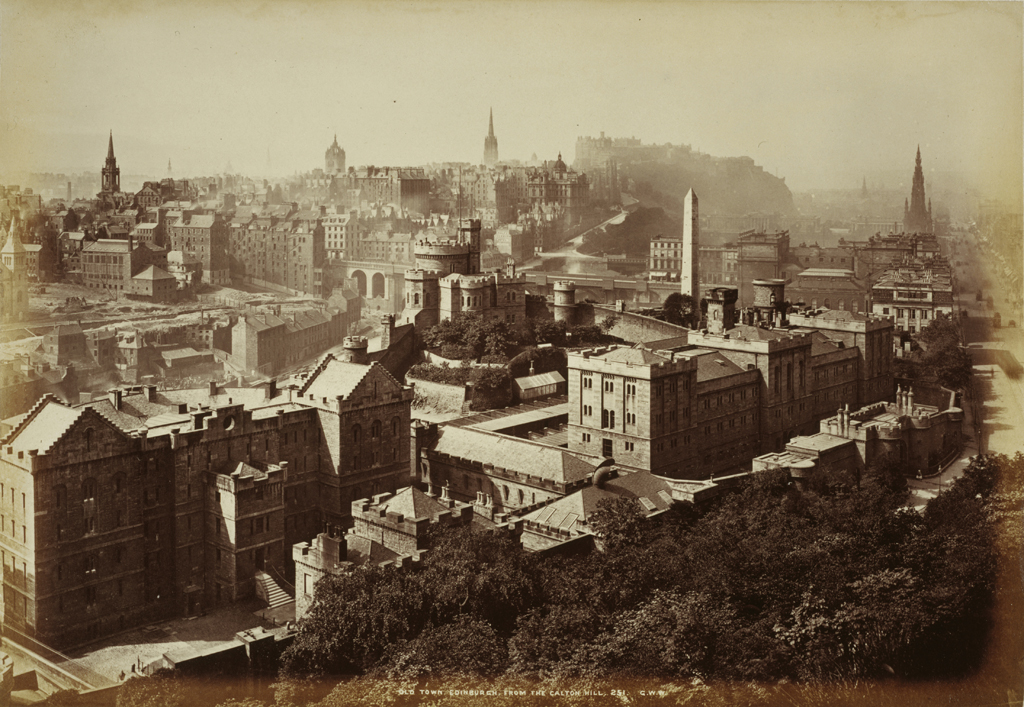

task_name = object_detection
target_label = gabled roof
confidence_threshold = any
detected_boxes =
[690,349,745,381]
[299,356,402,402]
[83,239,131,253]
[133,265,176,281]
[430,425,598,485]
[522,470,674,532]
[378,486,449,521]
[514,371,565,389]
[1,398,82,454]
[346,534,401,566]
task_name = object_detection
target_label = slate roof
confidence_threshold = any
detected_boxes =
[689,349,746,381]
[807,331,843,357]
[299,359,372,401]
[514,371,565,390]
[795,267,856,278]
[430,426,598,484]
[378,486,449,521]
[83,239,131,253]
[522,470,674,533]
[644,335,690,351]
[809,309,869,322]
[50,323,85,339]
[599,345,669,365]
[160,347,206,360]
[133,265,176,281]
[346,535,401,566]
[727,324,792,341]
[184,214,215,228]
[3,398,82,453]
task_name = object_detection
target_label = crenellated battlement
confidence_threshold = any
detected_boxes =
[405,268,445,280]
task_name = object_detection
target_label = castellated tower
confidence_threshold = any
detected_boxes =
[340,336,368,364]
[406,218,525,332]
[705,287,738,334]
[403,268,443,329]
[553,280,578,326]
[752,279,788,327]
[459,218,482,274]
[681,189,699,304]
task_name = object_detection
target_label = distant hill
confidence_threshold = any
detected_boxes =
[627,154,796,217]
[578,206,678,257]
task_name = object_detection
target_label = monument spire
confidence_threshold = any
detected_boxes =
[483,108,499,166]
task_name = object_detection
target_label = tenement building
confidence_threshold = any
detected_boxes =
[870,256,954,334]
[526,155,590,222]
[228,207,325,295]
[565,280,894,479]
[0,353,412,648]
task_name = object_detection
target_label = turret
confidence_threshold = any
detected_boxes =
[752,279,787,326]
[341,336,368,365]
[553,280,577,325]
[706,287,738,334]
[459,218,481,274]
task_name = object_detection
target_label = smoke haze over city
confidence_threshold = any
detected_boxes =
[0,1,1021,201]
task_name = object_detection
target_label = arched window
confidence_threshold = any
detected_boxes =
[391,416,401,436]
[371,420,382,438]
[517,489,524,505]
[414,292,420,305]
[54,485,67,509]
[82,479,97,502]
[503,486,510,500]
[85,428,93,452]
[352,425,361,444]
[824,298,831,309]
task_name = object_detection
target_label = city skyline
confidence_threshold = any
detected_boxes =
[0,1,1021,200]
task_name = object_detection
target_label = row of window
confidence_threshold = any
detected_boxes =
[352,417,403,444]
[881,307,933,321]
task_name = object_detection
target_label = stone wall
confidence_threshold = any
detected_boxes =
[582,305,691,344]
[408,378,468,417]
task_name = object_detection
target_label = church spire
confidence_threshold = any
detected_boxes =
[483,109,499,166]
[107,130,115,160]
[904,145,932,234]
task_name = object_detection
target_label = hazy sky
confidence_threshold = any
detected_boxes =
[1,1,1020,198]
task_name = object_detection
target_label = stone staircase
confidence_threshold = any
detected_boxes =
[254,570,292,609]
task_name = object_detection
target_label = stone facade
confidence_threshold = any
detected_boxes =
[231,306,347,377]
[1,218,30,323]
[565,283,895,479]
[0,353,413,648]
[402,219,527,332]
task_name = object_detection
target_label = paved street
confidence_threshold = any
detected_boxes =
[907,328,1024,508]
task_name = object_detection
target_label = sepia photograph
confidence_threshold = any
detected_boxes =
[0,1,1021,705]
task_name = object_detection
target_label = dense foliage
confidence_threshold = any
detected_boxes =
[406,363,513,410]
[106,454,1020,707]
[277,455,1008,686]
[661,293,699,329]
[422,313,518,360]
[895,313,973,390]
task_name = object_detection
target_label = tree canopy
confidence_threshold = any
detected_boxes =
[116,454,1024,706]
